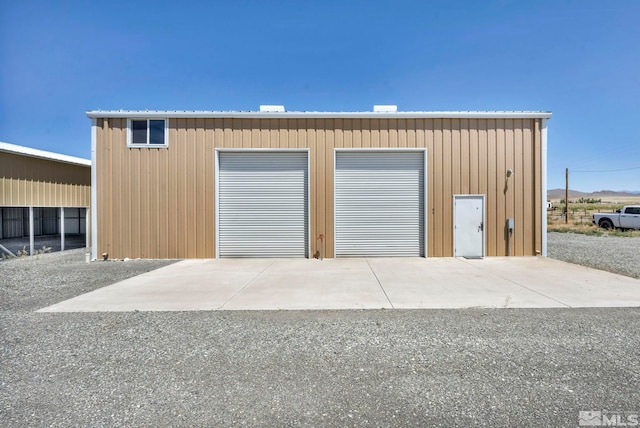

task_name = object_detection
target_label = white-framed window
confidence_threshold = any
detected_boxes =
[127,119,168,147]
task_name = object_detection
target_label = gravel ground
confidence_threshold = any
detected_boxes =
[0,248,175,312]
[1,245,640,427]
[548,232,640,278]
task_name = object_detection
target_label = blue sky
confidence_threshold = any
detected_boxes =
[1,0,639,192]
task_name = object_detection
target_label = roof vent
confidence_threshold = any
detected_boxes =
[259,105,285,112]
[373,105,398,112]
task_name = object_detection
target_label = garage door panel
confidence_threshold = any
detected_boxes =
[218,151,308,258]
[335,151,425,257]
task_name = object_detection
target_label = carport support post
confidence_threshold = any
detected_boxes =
[85,208,90,248]
[60,207,65,252]
[29,206,34,256]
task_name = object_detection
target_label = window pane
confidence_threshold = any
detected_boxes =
[149,120,165,145]
[131,120,147,144]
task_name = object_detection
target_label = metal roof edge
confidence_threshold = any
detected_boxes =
[86,110,552,120]
[0,141,91,167]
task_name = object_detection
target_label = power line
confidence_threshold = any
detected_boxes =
[572,166,640,173]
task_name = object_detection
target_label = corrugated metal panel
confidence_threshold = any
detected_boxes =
[0,151,90,207]
[218,151,309,257]
[63,208,83,234]
[1,207,24,238]
[0,207,65,238]
[41,208,58,235]
[335,151,425,257]
[21,208,29,236]
[0,178,90,207]
[33,207,42,235]
[95,117,543,259]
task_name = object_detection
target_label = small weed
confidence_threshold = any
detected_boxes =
[35,246,52,255]
[2,245,52,259]
[504,295,511,308]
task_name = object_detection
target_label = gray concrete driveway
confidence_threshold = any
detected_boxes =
[39,257,640,312]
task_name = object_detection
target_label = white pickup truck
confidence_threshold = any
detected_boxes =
[592,205,640,230]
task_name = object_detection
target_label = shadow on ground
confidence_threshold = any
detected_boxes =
[0,234,86,258]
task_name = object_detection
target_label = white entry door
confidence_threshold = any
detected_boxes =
[454,195,485,258]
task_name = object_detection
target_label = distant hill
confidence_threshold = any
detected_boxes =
[548,189,588,199]
[591,190,640,196]
[548,188,640,200]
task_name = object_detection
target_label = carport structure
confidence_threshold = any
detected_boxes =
[0,142,91,256]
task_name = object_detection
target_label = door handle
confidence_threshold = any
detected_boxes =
[479,222,484,231]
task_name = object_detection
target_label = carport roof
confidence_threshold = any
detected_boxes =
[0,141,91,167]
[86,110,552,120]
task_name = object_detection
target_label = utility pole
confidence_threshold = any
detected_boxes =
[565,168,569,224]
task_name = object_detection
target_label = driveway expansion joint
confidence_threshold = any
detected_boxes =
[366,258,395,309]
[457,257,572,308]
[218,260,277,309]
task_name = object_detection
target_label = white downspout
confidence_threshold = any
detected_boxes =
[91,118,98,261]
[541,118,548,257]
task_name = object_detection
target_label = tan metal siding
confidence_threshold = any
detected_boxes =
[460,119,470,195]
[496,121,507,255]
[431,120,443,256]
[514,120,525,256]
[95,117,543,259]
[468,119,478,194]
[504,120,514,255]
[0,151,90,207]
[442,120,453,254]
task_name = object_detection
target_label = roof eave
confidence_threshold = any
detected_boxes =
[86,110,552,120]
[0,142,91,167]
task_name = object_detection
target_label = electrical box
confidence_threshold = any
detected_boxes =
[507,218,514,233]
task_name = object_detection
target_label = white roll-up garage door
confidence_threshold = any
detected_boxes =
[218,151,309,258]
[335,151,425,257]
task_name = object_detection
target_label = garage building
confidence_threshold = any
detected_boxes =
[87,107,550,260]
